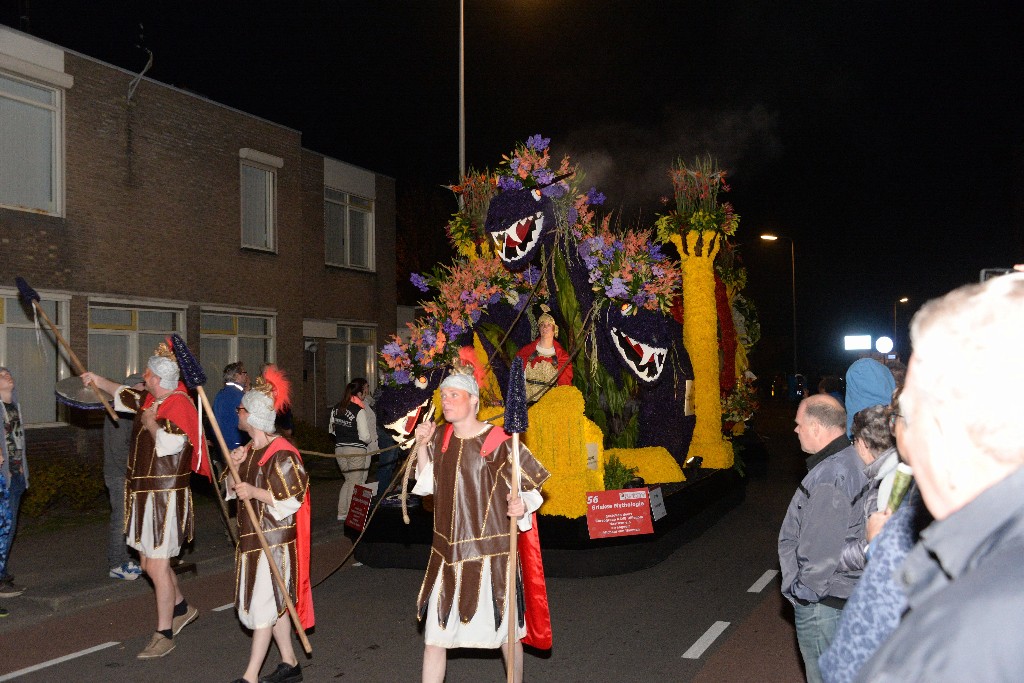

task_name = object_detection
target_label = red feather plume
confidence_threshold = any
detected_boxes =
[262,365,291,412]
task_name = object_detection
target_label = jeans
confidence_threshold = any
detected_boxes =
[103,457,130,568]
[794,601,843,683]
[375,445,401,498]
[0,471,25,577]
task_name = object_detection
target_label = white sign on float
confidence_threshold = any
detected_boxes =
[844,335,872,351]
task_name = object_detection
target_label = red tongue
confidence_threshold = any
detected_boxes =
[629,339,644,357]
[404,405,423,434]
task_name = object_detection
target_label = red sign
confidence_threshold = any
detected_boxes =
[585,488,654,539]
[344,484,374,532]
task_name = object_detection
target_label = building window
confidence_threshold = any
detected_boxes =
[0,72,63,215]
[325,188,375,270]
[239,149,283,252]
[324,324,376,411]
[200,312,275,393]
[0,294,70,425]
[88,304,185,385]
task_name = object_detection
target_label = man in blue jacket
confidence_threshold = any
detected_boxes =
[779,394,867,683]
[213,362,249,452]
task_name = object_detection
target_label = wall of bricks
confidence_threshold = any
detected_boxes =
[1,45,397,470]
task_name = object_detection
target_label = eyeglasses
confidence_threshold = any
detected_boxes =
[236,406,248,414]
[888,411,903,435]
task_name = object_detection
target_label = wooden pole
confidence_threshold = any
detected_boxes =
[506,432,523,683]
[198,385,312,654]
[30,300,119,422]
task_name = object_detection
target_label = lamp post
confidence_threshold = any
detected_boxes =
[458,0,466,178]
[760,234,798,376]
[893,296,909,355]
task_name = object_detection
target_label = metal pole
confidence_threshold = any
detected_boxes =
[458,0,466,178]
[790,239,797,376]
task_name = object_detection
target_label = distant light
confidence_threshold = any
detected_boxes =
[844,335,872,351]
[875,336,894,354]
[898,297,909,303]
[760,234,778,241]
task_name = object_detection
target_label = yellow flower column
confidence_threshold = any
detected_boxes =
[672,231,734,468]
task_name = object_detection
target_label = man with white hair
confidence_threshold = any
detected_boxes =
[856,273,1024,681]
[82,342,207,659]
[779,394,867,683]
[411,364,550,683]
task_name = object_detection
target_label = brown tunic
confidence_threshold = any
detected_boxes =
[416,425,549,630]
[120,387,194,550]
[234,439,309,617]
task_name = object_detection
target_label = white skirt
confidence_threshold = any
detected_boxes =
[126,490,189,559]
[424,560,527,649]
[237,549,293,630]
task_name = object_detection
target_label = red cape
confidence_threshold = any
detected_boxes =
[260,437,315,630]
[142,382,211,480]
[441,424,553,649]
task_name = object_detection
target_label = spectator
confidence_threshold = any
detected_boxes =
[779,394,867,683]
[213,362,250,452]
[0,366,28,599]
[329,378,372,521]
[844,359,895,438]
[105,373,146,580]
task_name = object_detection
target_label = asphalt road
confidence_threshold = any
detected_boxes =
[0,400,808,682]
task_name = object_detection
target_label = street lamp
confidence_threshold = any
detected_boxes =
[760,234,798,376]
[893,297,909,355]
[458,0,466,178]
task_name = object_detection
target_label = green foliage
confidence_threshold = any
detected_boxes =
[603,453,640,491]
[21,458,106,517]
[477,322,520,369]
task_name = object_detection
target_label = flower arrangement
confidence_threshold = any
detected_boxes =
[654,155,740,242]
[607,447,684,485]
[379,319,453,387]
[722,373,759,428]
[445,169,499,259]
[577,225,681,315]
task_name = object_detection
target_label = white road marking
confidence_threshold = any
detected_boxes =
[213,602,235,611]
[682,621,730,659]
[0,641,119,681]
[747,569,780,593]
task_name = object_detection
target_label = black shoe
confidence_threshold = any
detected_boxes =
[259,662,302,683]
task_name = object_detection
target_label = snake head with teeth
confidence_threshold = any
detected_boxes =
[484,187,556,272]
[598,306,671,385]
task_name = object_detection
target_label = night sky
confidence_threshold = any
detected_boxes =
[4,1,1022,380]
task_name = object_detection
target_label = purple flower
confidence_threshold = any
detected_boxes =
[648,244,664,261]
[521,265,541,286]
[513,296,529,312]
[533,168,554,185]
[392,369,411,384]
[525,134,550,151]
[470,309,482,323]
[443,319,464,338]
[632,292,648,306]
[651,264,665,278]
[601,244,616,260]
[510,158,520,173]
[410,273,430,292]
[582,254,598,270]
[488,292,502,305]
[613,239,624,251]
[605,277,629,299]
[383,341,403,357]
[567,207,579,226]
[498,175,523,191]
[587,187,606,205]
[541,182,567,199]
[421,329,437,348]
[459,290,473,303]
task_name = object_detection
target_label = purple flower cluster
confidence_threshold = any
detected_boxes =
[587,187,607,206]
[605,277,628,299]
[410,273,430,292]
[382,341,403,357]
[498,175,523,191]
[525,134,551,151]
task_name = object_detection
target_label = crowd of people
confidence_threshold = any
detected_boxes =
[780,271,1024,682]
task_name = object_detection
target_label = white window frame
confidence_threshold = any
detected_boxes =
[199,309,276,387]
[0,290,71,427]
[87,301,186,381]
[0,69,65,216]
[239,148,282,253]
[324,323,377,411]
[324,187,376,271]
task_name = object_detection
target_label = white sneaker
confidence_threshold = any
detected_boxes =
[110,561,143,580]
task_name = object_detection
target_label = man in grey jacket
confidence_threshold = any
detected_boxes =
[857,272,1024,681]
[780,394,868,683]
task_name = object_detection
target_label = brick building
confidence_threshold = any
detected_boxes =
[0,26,396,467]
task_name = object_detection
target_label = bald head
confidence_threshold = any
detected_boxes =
[795,395,848,454]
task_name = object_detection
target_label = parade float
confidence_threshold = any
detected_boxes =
[356,136,760,576]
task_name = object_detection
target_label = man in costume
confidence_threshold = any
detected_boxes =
[412,366,550,683]
[516,307,572,403]
[82,342,209,659]
[225,366,312,683]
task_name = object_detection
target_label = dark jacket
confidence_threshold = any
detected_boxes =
[856,466,1024,682]
[779,435,868,605]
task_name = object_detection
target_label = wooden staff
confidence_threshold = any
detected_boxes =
[169,334,311,654]
[15,277,118,422]
[503,357,530,683]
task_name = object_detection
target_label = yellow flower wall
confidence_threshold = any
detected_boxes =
[606,447,685,484]
[522,385,605,519]
[672,232,734,468]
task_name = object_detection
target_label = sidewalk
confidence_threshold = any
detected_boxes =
[0,464,355,635]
